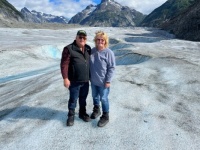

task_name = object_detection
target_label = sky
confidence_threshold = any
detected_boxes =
[7,0,167,19]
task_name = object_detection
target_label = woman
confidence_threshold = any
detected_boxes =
[90,31,115,127]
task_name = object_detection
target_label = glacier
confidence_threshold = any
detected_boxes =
[0,27,200,150]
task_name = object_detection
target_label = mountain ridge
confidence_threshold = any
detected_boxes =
[21,7,68,24]
[0,0,24,22]
[161,0,200,41]
[140,0,196,27]
[69,0,144,27]
[0,0,69,26]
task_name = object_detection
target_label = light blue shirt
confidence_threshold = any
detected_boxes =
[90,47,115,87]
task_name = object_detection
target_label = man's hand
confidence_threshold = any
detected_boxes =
[105,82,110,88]
[64,78,70,88]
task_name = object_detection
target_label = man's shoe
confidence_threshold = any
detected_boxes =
[97,112,109,127]
[79,107,91,122]
[90,105,101,119]
[66,115,74,126]
[66,109,75,126]
[79,113,91,122]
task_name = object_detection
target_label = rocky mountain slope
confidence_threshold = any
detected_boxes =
[0,0,68,27]
[161,0,200,41]
[68,4,96,24]
[21,7,68,24]
[69,0,144,27]
[0,0,24,23]
[140,0,195,27]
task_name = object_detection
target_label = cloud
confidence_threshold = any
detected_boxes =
[7,0,27,10]
[7,0,95,18]
[115,0,167,14]
[7,0,167,18]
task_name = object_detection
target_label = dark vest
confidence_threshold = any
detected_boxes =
[67,41,91,82]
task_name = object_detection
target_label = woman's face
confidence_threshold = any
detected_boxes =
[96,36,105,50]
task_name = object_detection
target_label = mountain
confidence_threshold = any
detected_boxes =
[0,0,24,22]
[161,0,200,41]
[0,0,68,27]
[140,0,196,27]
[68,4,96,24]
[21,7,68,24]
[20,7,42,23]
[68,0,144,27]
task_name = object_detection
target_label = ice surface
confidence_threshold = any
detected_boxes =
[0,27,200,150]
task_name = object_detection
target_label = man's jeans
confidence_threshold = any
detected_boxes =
[91,83,110,113]
[68,82,89,110]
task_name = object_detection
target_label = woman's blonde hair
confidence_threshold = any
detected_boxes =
[93,31,109,48]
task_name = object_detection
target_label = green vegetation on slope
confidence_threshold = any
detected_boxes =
[140,0,196,27]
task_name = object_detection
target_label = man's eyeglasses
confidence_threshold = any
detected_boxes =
[79,36,87,40]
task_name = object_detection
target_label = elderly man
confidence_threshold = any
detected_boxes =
[60,30,91,126]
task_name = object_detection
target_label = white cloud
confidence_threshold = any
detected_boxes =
[7,0,167,19]
[7,0,26,10]
[115,0,167,14]
[7,0,95,18]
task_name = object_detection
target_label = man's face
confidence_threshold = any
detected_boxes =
[76,34,87,48]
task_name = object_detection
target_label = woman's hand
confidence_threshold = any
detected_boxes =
[105,82,110,88]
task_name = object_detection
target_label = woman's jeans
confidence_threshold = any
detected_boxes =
[91,83,110,113]
[68,82,89,110]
